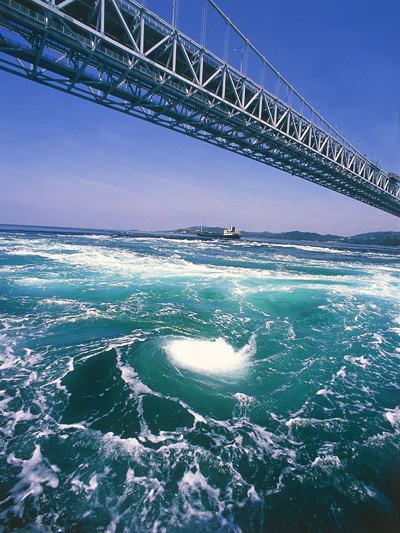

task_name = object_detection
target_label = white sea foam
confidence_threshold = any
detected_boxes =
[6,238,386,290]
[233,392,254,404]
[344,355,370,368]
[39,298,76,306]
[58,423,87,431]
[164,335,256,375]
[286,417,343,429]
[117,360,154,396]
[102,432,144,456]
[311,454,342,470]
[384,407,400,427]
[335,366,347,378]
[187,408,207,426]
[372,333,384,344]
[389,316,400,336]
[8,445,59,507]
[178,467,221,502]
[5,238,400,305]
[233,240,357,255]
[316,388,333,396]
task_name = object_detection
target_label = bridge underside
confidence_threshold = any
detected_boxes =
[0,0,399,217]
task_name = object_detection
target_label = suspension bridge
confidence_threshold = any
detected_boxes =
[0,0,399,216]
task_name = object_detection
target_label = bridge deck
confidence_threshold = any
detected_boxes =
[0,0,399,216]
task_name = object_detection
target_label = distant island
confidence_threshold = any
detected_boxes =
[173,227,400,246]
[1,224,399,246]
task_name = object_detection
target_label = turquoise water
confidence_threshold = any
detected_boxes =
[0,228,399,532]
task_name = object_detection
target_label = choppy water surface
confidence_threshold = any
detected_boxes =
[0,229,399,532]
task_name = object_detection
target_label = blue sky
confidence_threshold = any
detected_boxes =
[0,0,399,234]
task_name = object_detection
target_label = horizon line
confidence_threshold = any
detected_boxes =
[1,222,399,239]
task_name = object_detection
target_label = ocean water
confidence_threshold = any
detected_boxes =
[0,228,399,532]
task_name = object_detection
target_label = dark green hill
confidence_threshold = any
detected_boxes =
[346,232,400,246]
[173,227,400,246]
[241,230,342,242]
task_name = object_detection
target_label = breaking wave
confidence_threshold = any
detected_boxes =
[164,334,256,375]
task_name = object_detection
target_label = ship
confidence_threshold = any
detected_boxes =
[196,225,241,239]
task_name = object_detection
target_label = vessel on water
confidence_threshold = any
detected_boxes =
[196,226,241,239]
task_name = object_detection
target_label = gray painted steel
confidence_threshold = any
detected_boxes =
[0,0,399,216]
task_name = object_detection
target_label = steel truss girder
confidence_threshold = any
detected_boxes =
[0,0,399,217]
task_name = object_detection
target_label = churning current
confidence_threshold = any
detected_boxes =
[0,229,399,532]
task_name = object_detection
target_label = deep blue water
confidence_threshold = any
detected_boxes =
[0,227,399,532]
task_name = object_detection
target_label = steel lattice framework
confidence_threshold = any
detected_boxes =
[1,0,399,216]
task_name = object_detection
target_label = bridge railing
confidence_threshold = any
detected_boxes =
[53,0,398,199]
